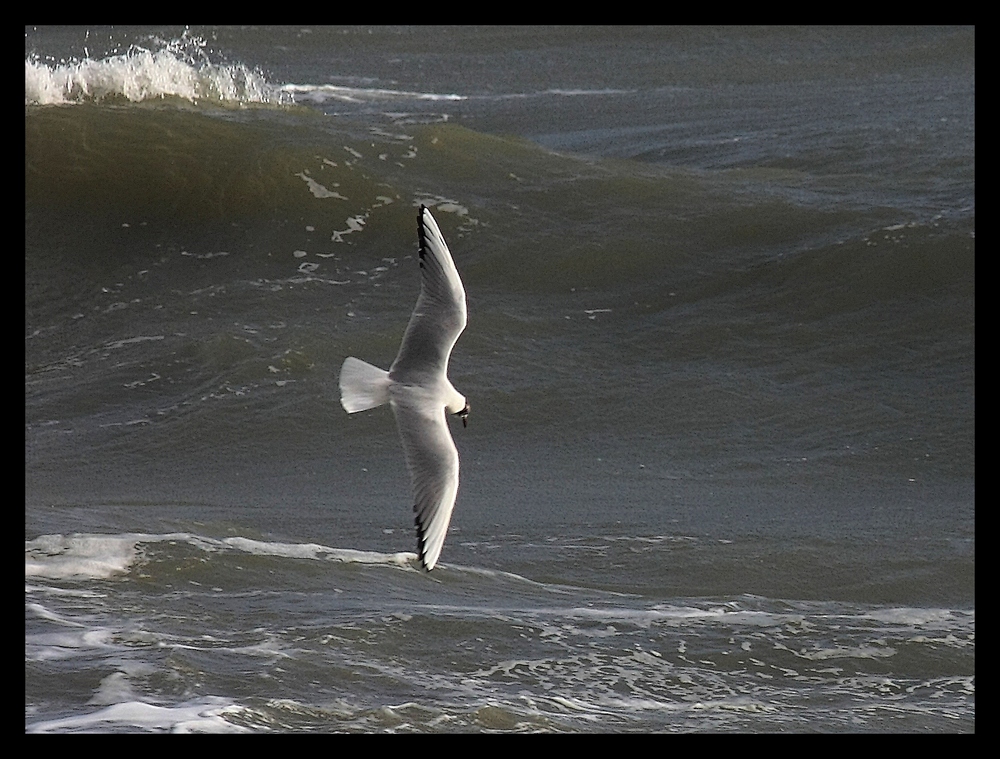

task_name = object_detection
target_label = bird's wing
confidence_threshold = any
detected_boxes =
[392,395,460,571]
[389,206,467,382]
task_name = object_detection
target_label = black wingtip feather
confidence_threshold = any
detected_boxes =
[413,510,432,572]
[417,205,429,268]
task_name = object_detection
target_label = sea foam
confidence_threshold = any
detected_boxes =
[25,36,287,106]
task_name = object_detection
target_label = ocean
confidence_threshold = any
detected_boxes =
[25,26,974,732]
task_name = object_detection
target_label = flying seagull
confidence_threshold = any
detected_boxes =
[339,205,470,571]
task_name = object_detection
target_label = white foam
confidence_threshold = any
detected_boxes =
[281,83,465,104]
[89,671,140,706]
[25,534,141,580]
[773,641,897,661]
[26,625,117,662]
[26,601,86,627]
[26,531,423,581]
[861,607,955,625]
[544,88,637,97]
[26,698,248,734]
[25,40,287,106]
[295,171,349,200]
[221,536,416,567]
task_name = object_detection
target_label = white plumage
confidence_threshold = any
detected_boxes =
[339,205,469,571]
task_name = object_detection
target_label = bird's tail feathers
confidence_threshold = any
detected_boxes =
[339,357,391,413]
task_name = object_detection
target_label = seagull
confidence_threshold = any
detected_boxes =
[339,205,470,571]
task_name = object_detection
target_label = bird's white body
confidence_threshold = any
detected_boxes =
[339,206,469,571]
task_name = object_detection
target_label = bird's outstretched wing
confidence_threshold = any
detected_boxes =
[389,206,467,383]
[392,393,460,571]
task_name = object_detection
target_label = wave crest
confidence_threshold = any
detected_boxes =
[25,35,288,107]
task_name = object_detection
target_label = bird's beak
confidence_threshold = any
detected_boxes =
[458,403,470,428]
